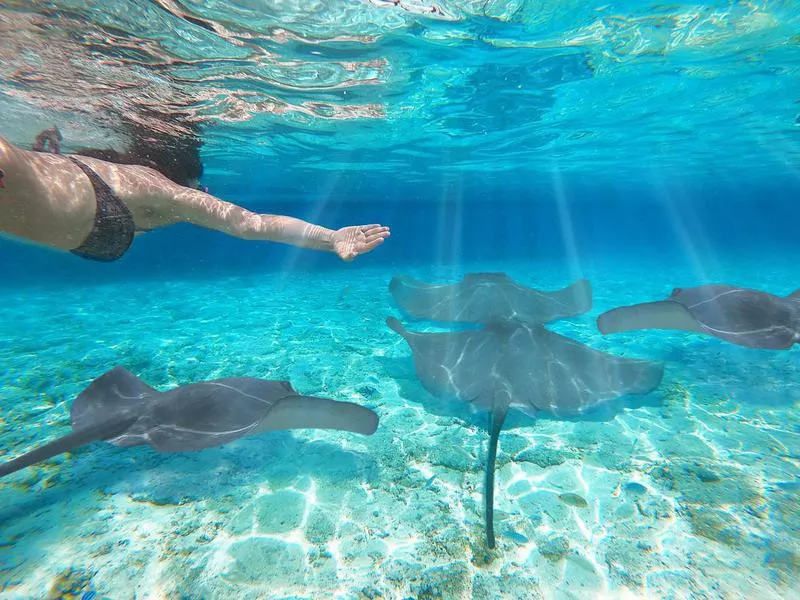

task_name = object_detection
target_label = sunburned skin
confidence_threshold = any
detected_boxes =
[0,135,390,261]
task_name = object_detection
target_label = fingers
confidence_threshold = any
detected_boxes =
[348,235,385,260]
[365,231,389,243]
[360,224,390,237]
[361,237,385,253]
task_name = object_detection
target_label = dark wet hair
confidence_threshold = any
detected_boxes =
[33,127,63,154]
[76,115,203,187]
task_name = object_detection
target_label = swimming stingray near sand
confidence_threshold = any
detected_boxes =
[0,366,378,479]
[386,274,663,548]
[597,284,800,349]
[390,272,592,324]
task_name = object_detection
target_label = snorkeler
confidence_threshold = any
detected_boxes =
[0,134,390,262]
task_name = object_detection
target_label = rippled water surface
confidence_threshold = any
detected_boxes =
[2,1,798,187]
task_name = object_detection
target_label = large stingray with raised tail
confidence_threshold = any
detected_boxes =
[0,367,378,479]
[389,273,592,324]
[387,285,663,548]
[597,285,800,349]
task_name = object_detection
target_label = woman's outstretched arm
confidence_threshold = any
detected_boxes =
[154,182,390,261]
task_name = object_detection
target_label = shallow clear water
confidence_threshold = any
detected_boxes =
[1,1,800,599]
[2,259,799,598]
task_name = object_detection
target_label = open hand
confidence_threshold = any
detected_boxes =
[332,224,391,261]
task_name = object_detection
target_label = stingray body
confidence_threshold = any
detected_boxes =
[387,317,663,547]
[0,367,378,479]
[389,273,592,324]
[597,285,800,349]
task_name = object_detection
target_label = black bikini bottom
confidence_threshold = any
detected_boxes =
[69,156,135,262]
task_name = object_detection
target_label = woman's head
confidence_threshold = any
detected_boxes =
[76,114,204,188]
[128,127,204,187]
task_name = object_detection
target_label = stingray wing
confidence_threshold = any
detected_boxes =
[1,367,151,478]
[390,273,591,324]
[389,273,515,323]
[672,286,797,349]
[502,324,664,417]
[387,317,498,404]
[600,285,798,349]
[70,366,157,430]
[0,372,379,478]
[116,378,378,452]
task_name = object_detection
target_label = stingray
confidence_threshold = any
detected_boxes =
[387,317,663,548]
[597,285,800,349]
[389,273,592,324]
[0,366,378,479]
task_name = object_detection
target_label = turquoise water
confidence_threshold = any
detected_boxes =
[2,1,800,599]
[2,259,799,598]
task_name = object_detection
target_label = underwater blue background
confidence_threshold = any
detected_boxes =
[1,1,800,598]
[4,182,800,285]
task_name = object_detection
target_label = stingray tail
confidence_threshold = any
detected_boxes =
[484,405,508,549]
[0,414,136,479]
